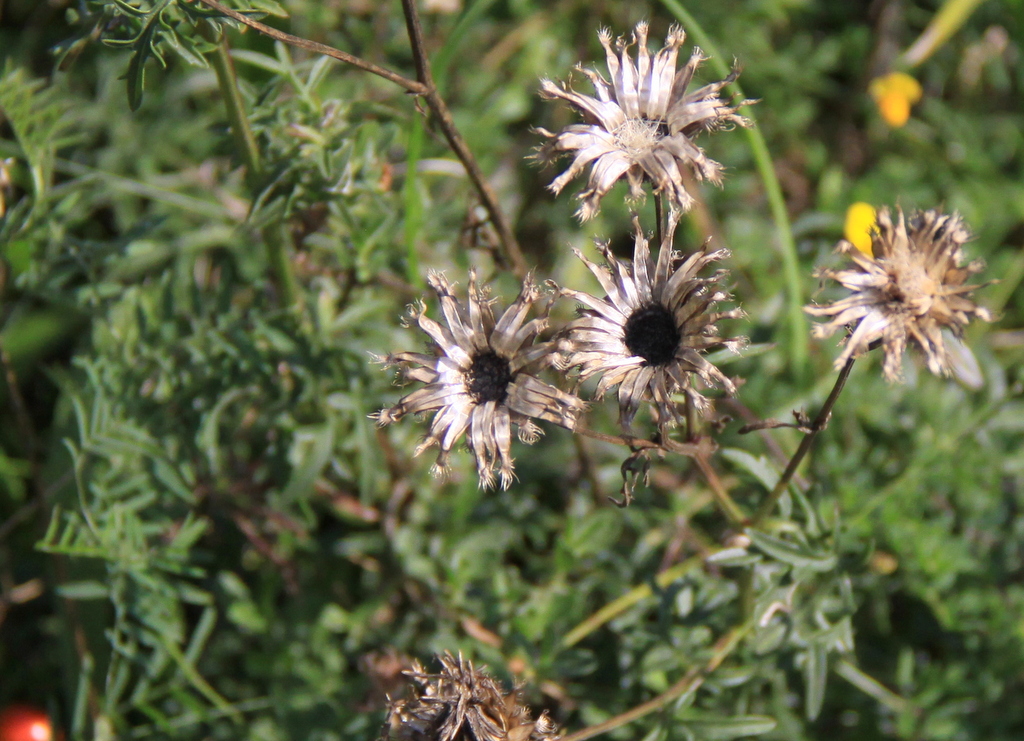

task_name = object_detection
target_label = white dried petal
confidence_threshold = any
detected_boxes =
[559,212,743,431]
[538,22,753,220]
[375,272,585,489]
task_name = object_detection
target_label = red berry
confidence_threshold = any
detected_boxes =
[0,706,55,741]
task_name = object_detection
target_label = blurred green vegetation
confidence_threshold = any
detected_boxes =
[0,0,1022,739]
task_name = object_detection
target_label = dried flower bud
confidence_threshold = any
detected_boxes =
[380,653,560,741]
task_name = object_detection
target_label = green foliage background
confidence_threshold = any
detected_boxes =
[1,0,1023,739]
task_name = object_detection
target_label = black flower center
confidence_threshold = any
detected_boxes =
[466,351,514,404]
[623,304,680,366]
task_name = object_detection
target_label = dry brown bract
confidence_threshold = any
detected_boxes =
[374,271,585,490]
[380,653,560,741]
[536,21,752,221]
[805,208,993,381]
[558,212,743,431]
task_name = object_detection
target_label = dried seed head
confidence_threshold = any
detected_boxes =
[558,211,743,431]
[380,653,560,741]
[806,207,993,382]
[536,22,753,220]
[373,271,585,489]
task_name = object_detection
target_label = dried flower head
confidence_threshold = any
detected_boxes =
[558,212,743,430]
[536,21,752,220]
[374,271,585,489]
[806,207,993,381]
[380,653,560,741]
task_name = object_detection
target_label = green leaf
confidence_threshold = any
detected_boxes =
[746,529,837,572]
[553,648,598,678]
[804,644,828,720]
[57,580,110,600]
[721,448,780,491]
[126,12,162,110]
[681,714,777,740]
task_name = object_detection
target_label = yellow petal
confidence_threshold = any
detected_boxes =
[844,202,877,257]
[869,72,923,127]
[877,91,912,127]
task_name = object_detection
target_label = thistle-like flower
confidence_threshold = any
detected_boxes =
[805,207,993,381]
[374,271,585,489]
[558,212,743,430]
[536,21,752,221]
[380,653,560,741]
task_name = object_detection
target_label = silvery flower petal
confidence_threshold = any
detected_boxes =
[558,212,743,431]
[538,22,753,220]
[374,271,585,489]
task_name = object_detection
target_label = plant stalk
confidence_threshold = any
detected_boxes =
[561,555,705,648]
[208,32,261,176]
[562,621,752,741]
[751,356,855,526]
[205,28,298,306]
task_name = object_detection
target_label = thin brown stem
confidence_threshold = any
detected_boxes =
[420,91,527,276]
[191,0,427,93]
[572,435,604,503]
[751,356,856,526]
[561,621,752,741]
[573,425,711,459]
[398,0,434,89]
[191,0,528,277]
[398,0,527,277]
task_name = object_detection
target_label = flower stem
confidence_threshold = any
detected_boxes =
[561,555,705,648]
[658,0,807,375]
[561,621,752,741]
[205,28,298,306]
[751,356,856,526]
[654,191,664,246]
[574,425,710,459]
[399,0,528,277]
[208,31,261,176]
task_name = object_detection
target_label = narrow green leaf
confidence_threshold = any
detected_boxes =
[746,529,837,572]
[681,714,777,739]
[721,448,780,492]
[804,644,828,720]
[57,580,110,600]
[126,13,162,110]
